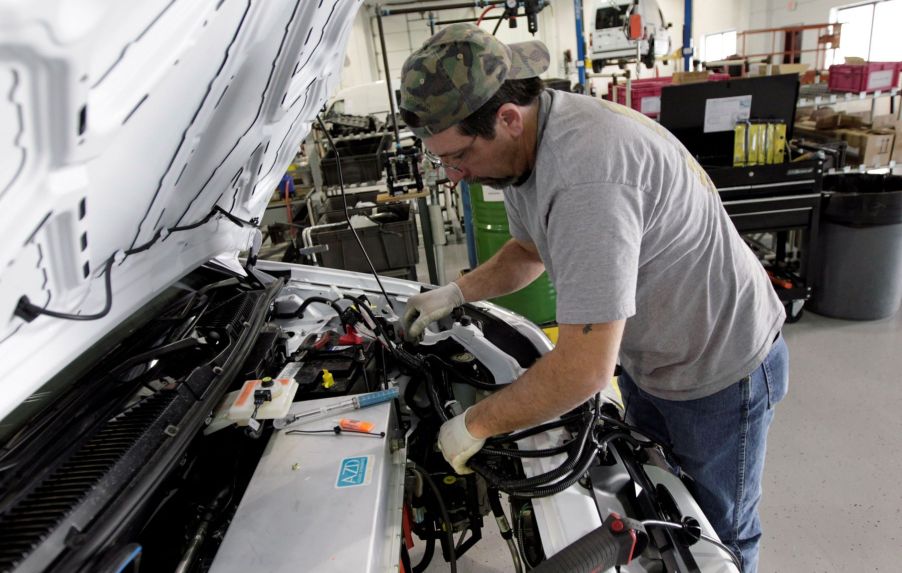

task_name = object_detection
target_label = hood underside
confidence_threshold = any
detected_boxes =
[0,0,363,420]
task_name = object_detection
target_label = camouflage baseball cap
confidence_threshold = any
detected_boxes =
[399,23,550,139]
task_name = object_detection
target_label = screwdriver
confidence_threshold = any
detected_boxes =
[273,387,399,429]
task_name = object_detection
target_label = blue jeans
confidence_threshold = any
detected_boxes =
[617,335,788,573]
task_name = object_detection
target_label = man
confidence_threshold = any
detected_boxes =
[398,23,788,573]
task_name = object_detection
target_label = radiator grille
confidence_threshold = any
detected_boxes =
[0,391,175,571]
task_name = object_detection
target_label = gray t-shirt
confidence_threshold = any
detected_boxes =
[502,89,785,400]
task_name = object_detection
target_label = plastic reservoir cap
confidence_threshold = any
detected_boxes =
[322,369,335,388]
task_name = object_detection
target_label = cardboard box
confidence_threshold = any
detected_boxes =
[871,115,902,163]
[812,109,864,130]
[839,128,895,166]
[872,114,902,131]
[748,63,767,76]
[772,63,810,76]
[672,71,710,85]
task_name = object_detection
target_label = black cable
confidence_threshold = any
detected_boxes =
[316,115,397,315]
[297,296,344,318]
[403,374,435,419]
[412,517,437,573]
[425,368,450,422]
[503,431,642,499]
[15,257,116,323]
[423,355,510,391]
[124,206,257,257]
[400,541,413,573]
[472,404,648,499]
[408,461,457,573]
[597,413,661,449]
[487,411,585,444]
[489,413,594,491]
[110,336,202,377]
[492,7,508,35]
[345,294,394,348]
[481,440,573,458]
[14,203,258,324]
[503,436,599,499]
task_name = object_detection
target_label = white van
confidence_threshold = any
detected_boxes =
[590,0,672,71]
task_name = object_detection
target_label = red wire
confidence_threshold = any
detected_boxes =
[476,5,498,26]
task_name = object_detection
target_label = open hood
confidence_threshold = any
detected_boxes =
[0,0,363,420]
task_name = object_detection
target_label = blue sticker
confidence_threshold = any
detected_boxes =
[336,455,372,488]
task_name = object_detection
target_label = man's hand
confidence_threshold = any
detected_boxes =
[401,282,465,341]
[438,408,486,475]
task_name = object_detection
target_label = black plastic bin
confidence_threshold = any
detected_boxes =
[809,174,902,320]
[320,134,389,186]
[323,190,380,212]
[311,204,418,274]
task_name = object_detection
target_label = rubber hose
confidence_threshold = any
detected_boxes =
[487,412,585,444]
[408,462,457,573]
[412,518,436,573]
[508,431,638,499]
[481,441,573,458]
[505,439,599,499]
[403,372,435,419]
[296,296,344,318]
[491,414,593,490]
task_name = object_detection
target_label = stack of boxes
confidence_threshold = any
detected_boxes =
[872,114,902,165]
[795,109,897,167]
[794,59,901,168]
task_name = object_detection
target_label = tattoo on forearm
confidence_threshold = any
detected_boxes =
[582,324,593,335]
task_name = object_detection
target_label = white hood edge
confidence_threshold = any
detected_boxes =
[0,0,364,421]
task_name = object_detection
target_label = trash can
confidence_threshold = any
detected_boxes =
[809,174,902,320]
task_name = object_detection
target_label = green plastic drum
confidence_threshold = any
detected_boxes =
[469,183,557,325]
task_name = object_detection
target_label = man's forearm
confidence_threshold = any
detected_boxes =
[464,321,625,438]
[455,239,544,302]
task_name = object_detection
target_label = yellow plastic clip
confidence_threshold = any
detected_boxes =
[322,369,335,389]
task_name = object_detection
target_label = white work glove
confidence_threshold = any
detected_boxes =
[438,407,486,475]
[401,282,465,341]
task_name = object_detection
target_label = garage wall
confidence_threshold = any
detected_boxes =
[336,0,860,102]
[745,0,849,65]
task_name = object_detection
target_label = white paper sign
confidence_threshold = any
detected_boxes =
[703,95,753,133]
[640,96,661,115]
[867,69,893,91]
[482,185,505,202]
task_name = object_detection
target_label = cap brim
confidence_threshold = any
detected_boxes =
[507,40,550,80]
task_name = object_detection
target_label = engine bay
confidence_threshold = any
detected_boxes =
[0,263,739,573]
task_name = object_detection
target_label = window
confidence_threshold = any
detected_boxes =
[704,30,737,63]
[596,6,625,30]
[832,0,902,63]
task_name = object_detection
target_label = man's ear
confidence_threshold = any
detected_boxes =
[497,104,525,137]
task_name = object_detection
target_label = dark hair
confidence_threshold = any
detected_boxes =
[458,77,544,139]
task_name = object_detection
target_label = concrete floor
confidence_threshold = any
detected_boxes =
[411,239,902,572]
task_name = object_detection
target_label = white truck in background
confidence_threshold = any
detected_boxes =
[590,0,673,71]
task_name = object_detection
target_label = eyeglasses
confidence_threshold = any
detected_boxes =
[422,135,478,174]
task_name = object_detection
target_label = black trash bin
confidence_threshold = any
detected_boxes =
[809,174,902,320]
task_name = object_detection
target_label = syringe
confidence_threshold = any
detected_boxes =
[273,387,399,430]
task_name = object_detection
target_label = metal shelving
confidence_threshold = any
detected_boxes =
[798,87,900,108]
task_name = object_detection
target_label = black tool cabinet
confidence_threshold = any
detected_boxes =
[706,159,824,322]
